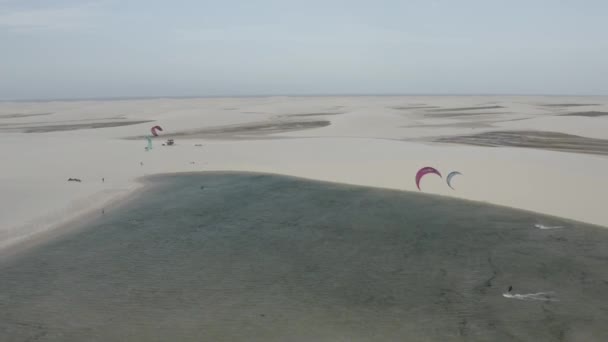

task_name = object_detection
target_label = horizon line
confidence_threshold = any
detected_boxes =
[1,93,606,102]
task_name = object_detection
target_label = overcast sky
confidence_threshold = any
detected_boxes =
[1,0,607,100]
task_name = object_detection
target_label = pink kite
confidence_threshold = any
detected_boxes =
[415,167,442,190]
[151,125,163,137]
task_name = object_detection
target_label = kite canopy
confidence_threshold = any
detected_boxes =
[415,167,442,190]
[446,171,462,190]
[151,125,163,137]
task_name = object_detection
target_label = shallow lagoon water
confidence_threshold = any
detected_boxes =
[1,172,607,341]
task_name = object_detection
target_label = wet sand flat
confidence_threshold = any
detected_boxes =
[425,112,508,118]
[390,105,440,110]
[428,105,505,112]
[0,112,53,119]
[0,120,152,133]
[562,111,608,117]
[147,120,330,139]
[282,112,344,117]
[1,173,607,341]
[433,130,608,156]
[540,104,599,108]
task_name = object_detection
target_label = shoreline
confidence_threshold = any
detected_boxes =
[0,181,146,263]
[2,170,607,259]
[150,170,608,229]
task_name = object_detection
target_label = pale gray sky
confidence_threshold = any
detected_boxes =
[1,0,607,100]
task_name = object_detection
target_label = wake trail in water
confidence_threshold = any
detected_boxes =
[503,292,558,302]
[534,224,564,230]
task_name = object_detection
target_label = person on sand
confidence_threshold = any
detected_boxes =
[508,286,513,292]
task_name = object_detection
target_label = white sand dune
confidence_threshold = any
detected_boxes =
[1,96,607,251]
